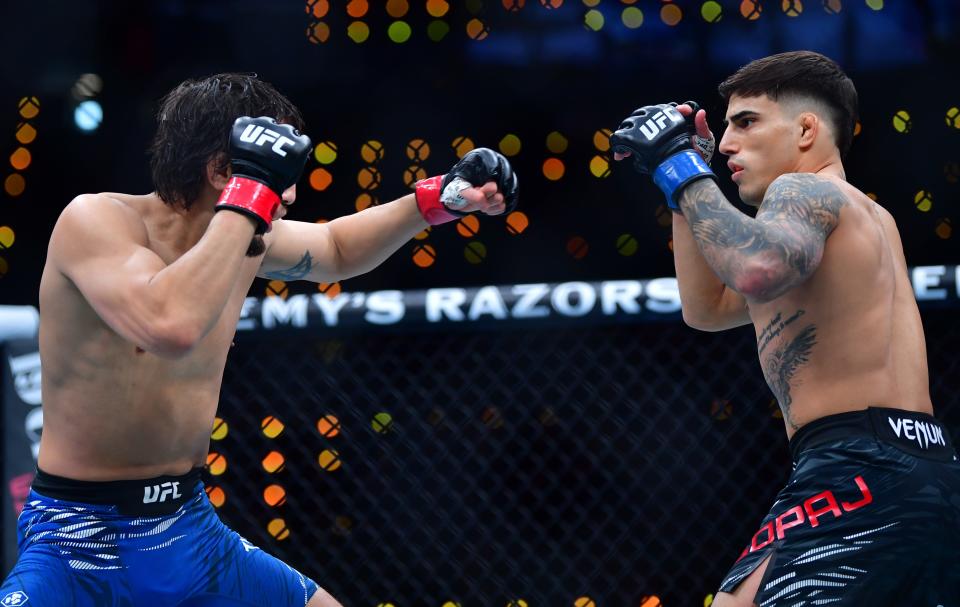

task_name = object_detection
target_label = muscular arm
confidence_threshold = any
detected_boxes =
[259,194,427,283]
[677,173,847,302]
[53,195,256,357]
[672,214,750,331]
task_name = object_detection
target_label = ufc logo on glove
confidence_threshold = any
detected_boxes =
[239,124,295,157]
[639,105,684,140]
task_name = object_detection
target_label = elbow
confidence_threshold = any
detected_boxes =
[145,318,204,359]
[732,261,791,303]
[681,307,727,332]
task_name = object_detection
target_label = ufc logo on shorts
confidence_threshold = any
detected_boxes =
[239,124,295,157]
[143,481,182,504]
[639,106,683,140]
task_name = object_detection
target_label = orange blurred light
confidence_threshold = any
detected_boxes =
[542,158,565,181]
[10,148,31,171]
[309,167,333,191]
[347,0,369,18]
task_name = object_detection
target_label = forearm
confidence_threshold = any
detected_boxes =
[677,179,773,296]
[673,214,727,307]
[147,211,255,341]
[324,194,428,279]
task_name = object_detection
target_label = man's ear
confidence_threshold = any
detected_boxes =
[798,112,819,152]
[206,153,231,190]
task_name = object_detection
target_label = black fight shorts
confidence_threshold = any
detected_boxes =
[719,407,960,606]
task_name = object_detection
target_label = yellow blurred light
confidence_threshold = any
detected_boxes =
[314,141,337,164]
[388,20,412,43]
[211,417,228,440]
[914,190,932,212]
[782,0,803,17]
[0,226,15,249]
[584,9,604,30]
[892,110,912,133]
[546,131,568,154]
[261,416,285,438]
[622,6,644,27]
[452,136,475,158]
[865,0,883,10]
[499,134,522,156]
[267,518,290,540]
[701,0,723,21]
[589,155,611,178]
[318,449,342,471]
[347,21,370,43]
[406,138,431,161]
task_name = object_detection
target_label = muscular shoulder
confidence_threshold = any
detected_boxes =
[50,194,149,265]
[759,173,848,235]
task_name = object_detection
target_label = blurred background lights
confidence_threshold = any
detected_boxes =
[15,123,36,145]
[9,148,31,171]
[452,136,475,158]
[386,0,409,17]
[499,134,521,156]
[4,174,26,197]
[268,518,290,541]
[584,9,604,30]
[946,107,960,129]
[740,0,762,19]
[309,167,332,191]
[545,131,568,154]
[347,0,369,18]
[307,21,330,43]
[427,0,450,17]
[18,97,39,119]
[701,1,723,22]
[71,73,103,101]
[661,3,682,25]
[892,109,912,133]
[782,0,803,17]
[914,190,932,212]
[866,0,883,10]
[464,241,487,264]
[503,0,525,11]
[314,141,337,164]
[388,21,412,43]
[622,6,644,27]
[466,18,490,40]
[0,227,15,250]
[347,21,370,43]
[74,100,103,132]
[542,158,565,181]
[428,20,451,41]
[307,0,329,18]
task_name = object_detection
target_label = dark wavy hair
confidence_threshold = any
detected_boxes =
[149,73,305,208]
[718,51,859,158]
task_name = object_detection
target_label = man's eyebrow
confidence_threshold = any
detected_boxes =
[724,110,759,126]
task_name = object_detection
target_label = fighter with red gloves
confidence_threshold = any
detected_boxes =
[0,73,517,607]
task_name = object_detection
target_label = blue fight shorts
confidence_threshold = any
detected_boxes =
[0,468,319,607]
[719,407,960,606]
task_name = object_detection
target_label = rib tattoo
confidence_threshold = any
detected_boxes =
[679,174,846,301]
[761,322,817,430]
[264,251,314,281]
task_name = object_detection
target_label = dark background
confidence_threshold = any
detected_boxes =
[0,0,958,302]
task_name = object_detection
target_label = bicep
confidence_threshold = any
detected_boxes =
[750,174,847,294]
[258,219,340,282]
[53,198,168,345]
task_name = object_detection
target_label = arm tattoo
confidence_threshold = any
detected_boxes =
[760,321,817,430]
[678,174,846,301]
[263,251,314,281]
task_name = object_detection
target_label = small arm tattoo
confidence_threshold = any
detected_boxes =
[679,174,846,301]
[264,251,314,281]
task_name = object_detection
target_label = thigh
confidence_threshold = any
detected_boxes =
[187,508,319,607]
[1,544,133,607]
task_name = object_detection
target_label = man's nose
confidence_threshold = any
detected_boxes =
[718,128,736,156]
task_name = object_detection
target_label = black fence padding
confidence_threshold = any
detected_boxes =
[209,310,960,606]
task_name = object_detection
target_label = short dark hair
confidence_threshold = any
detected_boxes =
[718,51,858,158]
[149,73,305,208]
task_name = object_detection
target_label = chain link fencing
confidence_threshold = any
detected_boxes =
[207,310,960,607]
